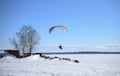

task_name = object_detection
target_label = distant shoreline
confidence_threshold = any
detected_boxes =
[1,51,120,56]
[39,52,120,54]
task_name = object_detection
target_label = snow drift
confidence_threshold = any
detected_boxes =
[0,54,120,76]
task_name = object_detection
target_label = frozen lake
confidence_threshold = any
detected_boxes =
[0,54,120,76]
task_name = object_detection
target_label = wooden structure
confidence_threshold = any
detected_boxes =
[4,50,19,58]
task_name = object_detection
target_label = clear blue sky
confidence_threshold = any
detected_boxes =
[0,0,120,50]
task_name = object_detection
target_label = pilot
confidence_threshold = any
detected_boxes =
[59,45,63,50]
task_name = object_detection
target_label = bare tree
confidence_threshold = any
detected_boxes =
[10,25,40,57]
[9,38,19,50]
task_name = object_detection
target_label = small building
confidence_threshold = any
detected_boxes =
[4,50,19,58]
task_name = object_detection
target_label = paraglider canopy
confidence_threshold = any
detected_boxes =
[49,25,67,33]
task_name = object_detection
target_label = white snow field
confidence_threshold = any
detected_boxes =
[0,54,120,76]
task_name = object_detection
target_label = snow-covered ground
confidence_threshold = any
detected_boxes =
[0,54,120,76]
